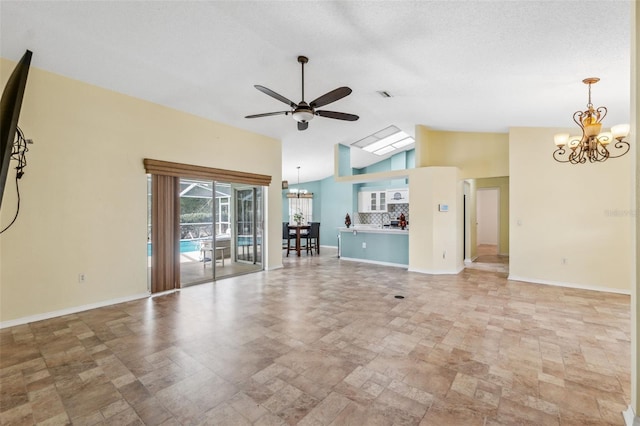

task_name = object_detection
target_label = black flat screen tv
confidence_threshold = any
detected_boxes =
[0,49,32,211]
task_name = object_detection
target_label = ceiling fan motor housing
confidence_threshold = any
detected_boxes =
[293,102,314,122]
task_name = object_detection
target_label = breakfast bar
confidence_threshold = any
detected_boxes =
[338,226,409,267]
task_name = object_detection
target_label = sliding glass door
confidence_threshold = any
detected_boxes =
[234,187,263,266]
[174,179,263,286]
[145,159,271,293]
[178,178,215,286]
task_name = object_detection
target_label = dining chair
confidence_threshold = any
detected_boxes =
[283,222,295,256]
[305,222,320,255]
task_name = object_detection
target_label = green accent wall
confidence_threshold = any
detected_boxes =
[340,231,408,265]
[356,150,414,190]
[338,144,351,177]
[318,176,355,247]
[282,180,322,223]
[282,175,353,248]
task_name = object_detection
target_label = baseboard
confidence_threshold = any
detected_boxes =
[409,265,465,275]
[266,264,284,271]
[507,275,631,295]
[0,292,150,329]
[339,257,407,268]
[623,405,639,426]
[150,289,179,297]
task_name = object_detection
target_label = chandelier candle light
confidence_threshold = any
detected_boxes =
[286,166,313,199]
[553,77,630,164]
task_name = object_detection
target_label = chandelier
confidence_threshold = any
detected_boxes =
[553,77,630,164]
[286,166,312,199]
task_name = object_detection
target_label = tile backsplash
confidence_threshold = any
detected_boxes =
[356,204,409,225]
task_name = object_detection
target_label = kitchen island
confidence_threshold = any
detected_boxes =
[338,226,408,267]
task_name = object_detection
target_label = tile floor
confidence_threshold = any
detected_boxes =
[178,253,263,287]
[0,248,630,425]
[465,245,509,274]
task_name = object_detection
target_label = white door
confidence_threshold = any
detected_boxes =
[476,188,499,254]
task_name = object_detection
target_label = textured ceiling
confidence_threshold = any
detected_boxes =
[0,1,631,184]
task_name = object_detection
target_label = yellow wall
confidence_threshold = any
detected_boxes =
[509,127,632,293]
[408,167,463,274]
[415,125,509,179]
[0,59,282,323]
[414,126,509,261]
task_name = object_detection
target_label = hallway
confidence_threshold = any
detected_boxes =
[465,244,509,274]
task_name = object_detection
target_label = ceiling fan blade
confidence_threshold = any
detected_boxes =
[298,121,309,131]
[316,110,359,121]
[255,85,297,108]
[310,87,352,108]
[245,111,289,119]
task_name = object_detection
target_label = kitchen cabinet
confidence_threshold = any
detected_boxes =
[386,188,409,204]
[358,191,387,212]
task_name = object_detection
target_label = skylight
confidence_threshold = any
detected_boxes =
[351,125,415,156]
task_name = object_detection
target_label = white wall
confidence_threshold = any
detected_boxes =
[631,0,639,415]
[509,127,632,293]
[0,60,283,324]
[477,188,499,246]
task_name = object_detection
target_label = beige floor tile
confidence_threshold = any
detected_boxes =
[0,248,630,425]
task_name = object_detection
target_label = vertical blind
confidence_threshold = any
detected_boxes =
[150,174,180,293]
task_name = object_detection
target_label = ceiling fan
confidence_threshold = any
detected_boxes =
[245,56,359,131]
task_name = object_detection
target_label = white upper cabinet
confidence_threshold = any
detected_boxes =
[386,189,409,204]
[358,191,387,212]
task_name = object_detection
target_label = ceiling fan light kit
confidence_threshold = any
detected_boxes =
[245,55,359,131]
[292,104,314,123]
[553,77,630,164]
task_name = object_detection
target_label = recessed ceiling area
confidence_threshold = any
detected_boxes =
[0,1,631,183]
[351,125,415,156]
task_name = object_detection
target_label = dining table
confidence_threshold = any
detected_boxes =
[287,224,310,257]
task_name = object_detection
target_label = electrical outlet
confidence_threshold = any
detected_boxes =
[78,273,86,283]
[362,242,366,249]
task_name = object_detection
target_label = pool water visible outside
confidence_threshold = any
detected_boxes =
[147,239,204,256]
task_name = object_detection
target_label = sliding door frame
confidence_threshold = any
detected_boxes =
[145,159,271,293]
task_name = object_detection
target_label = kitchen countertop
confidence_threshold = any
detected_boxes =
[338,226,408,234]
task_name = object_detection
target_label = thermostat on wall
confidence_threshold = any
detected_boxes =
[438,204,449,212]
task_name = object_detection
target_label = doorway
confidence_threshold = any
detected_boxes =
[463,181,471,262]
[232,186,263,269]
[170,178,263,287]
[476,188,499,256]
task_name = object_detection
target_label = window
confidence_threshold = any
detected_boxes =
[288,197,313,223]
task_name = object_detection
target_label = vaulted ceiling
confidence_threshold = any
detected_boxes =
[0,1,631,183]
